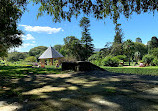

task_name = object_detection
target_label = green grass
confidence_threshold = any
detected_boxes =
[0,66,67,79]
[101,66,158,76]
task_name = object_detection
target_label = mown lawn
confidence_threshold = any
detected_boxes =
[0,66,68,79]
[101,66,158,76]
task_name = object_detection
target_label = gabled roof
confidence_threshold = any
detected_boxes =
[39,47,64,59]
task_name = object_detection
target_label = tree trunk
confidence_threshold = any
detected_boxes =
[129,58,130,66]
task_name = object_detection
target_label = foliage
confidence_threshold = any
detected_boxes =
[100,42,112,57]
[7,52,28,62]
[34,0,158,24]
[25,56,36,62]
[53,45,63,52]
[102,56,120,67]
[29,46,47,60]
[61,56,77,62]
[88,52,103,66]
[110,43,123,56]
[59,46,68,57]
[123,39,135,66]
[80,17,94,60]
[64,36,84,60]
[136,37,142,43]
[142,54,154,65]
[153,58,158,66]
[90,58,103,66]
[115,55,127,62]
[150,36,158,48]
[0,0,27,57]
[114,24,123,44]
[134,51,141,63]
[102,67,158,76]
[88,52,102,61]
[149,48,158,58]
[134,42,147,59]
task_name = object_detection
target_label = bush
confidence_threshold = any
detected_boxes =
[142,54,154,66]
[102,56,120,67]
[153,58,158,66]
[91,58,103,66]
[115,55,127,62]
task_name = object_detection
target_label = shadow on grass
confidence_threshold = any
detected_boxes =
[0,67,158,111]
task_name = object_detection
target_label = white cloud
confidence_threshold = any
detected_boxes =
[22,43,36,48]
[10,43,36,52]
[22,34,35,40]
[32,41,36,43]
[20,25,63,34]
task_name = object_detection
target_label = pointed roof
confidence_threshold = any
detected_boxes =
[39,47,64,59]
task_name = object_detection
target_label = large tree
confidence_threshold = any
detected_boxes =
[150,36,158,49]
[136,37,142,43]
[111,24,124,56]
[64,36,84,60]
[53,45,63,52]
[80,17,94,61]
[123,39,135,66]
[33,0,158,24]
[0,0,26,57]
[29,46,48,60]
[114,24,123,44]
[134,42,147,59]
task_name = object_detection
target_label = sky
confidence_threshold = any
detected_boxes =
[15,2,158,52]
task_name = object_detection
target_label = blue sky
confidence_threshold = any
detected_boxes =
[15,3,158,52]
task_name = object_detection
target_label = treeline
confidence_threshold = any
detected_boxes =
[89,36,158,67]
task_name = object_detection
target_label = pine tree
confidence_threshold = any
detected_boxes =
[80,17,94,61]
[114,24,123,44]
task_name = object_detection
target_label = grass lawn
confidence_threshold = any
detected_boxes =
[0,66,69,79]
[0,66,158,111]
[101,66,158,76]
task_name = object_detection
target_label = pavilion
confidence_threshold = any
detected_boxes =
[38,46,64,67]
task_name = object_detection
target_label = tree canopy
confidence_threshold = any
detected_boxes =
[33,0,158,23]
[0,0,27,57]
[80,17,94,60]
[29,46,48,60]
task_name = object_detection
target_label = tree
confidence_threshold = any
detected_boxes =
[29,46,48,60]
[0,0,26,57]
[100,42,112,57]
[134,51,141,63]
[53,45,62,52]
[80,17,94,61]
[136,37,142,43]
[34,0,158,24]
[25,56,36,62]
[123,39,135,66]
[134,42,147,59]
[111,24,124,56]
[110,43,123,56]
[64,36,84,60]
[114,24,123,44]
[150,36,158,49]
[7,52,28,62]
[142,54,154,66]
[150,48,158,58]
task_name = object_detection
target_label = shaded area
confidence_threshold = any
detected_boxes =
[62,61,105,71]
[0,69,158,111]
